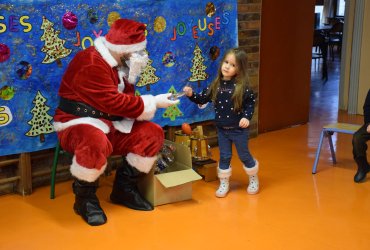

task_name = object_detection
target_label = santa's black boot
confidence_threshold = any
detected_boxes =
[110,160,153,211]
[354,157,370,183]
[72,179,107,226]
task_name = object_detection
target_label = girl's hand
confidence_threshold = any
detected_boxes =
[183,86,193,97]
[239,118,250,128]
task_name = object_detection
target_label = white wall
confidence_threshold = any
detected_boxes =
[341,0,370,115]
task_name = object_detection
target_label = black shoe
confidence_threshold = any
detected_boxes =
[110,185,153,211]
[73,179,107,226]
[354,157,370,183]
[110,159,153,211]
[354,168,369,183]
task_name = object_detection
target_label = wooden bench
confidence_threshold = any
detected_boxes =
[312,123,361,174]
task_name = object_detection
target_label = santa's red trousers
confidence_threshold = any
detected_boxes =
[57,121,164,181]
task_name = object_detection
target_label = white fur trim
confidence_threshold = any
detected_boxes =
[128,53,149,84]
[53,117,110,134]
[243,160,259,175]
[70,155,107,182]
[126,153,157,173]
[136,95,157,121]
[104,37,147,54]
[117,68,126,93]
[94,37,118,68]
[218,167,232,178]
[112,118,134,133]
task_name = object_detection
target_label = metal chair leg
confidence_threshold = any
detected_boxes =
[326,131,337,164]
[312,130,325,174]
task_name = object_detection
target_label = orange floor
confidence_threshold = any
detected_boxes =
[1,58,370,250]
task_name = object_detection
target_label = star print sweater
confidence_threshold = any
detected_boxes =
[188,79,256,128]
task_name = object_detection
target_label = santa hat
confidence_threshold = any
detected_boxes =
[104,18,147,53]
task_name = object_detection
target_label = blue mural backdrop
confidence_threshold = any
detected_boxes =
[0,0,237,156]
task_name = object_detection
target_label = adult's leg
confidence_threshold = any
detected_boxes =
[58,124,113,226]
[352,125,370,183]
[108,121,164,210]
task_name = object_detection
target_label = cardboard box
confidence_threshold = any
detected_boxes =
[138,140,202,206]
[192,159,218,182]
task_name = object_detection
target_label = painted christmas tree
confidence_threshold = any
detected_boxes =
[25,91,54,142]
[136,50,160,91]
[40,16,72,67]
[135,90,141,96]
[162,85,183,121]
[189,44,208,88]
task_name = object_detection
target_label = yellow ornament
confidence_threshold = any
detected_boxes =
[107,12,121,27]
[154,16,166,33]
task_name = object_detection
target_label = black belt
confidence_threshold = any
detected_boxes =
[58,97,122,121]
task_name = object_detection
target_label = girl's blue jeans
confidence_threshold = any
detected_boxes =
[216,127,255,170]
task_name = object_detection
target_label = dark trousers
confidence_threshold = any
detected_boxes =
[352,124,370,161]
[216,127,255,170]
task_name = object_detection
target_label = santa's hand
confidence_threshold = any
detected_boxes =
[155,93,179,108]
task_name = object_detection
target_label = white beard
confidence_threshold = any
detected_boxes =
[127,52,149,84]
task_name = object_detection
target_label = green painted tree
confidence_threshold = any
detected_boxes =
[136,50,160,91]
[40,16,72,67]
[162,85,183,121]
[25,91,54,142]
[189,44,208,88]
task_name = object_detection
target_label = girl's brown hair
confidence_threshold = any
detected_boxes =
[207,48,249,113]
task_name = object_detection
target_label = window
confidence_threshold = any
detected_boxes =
[336,0,345,16]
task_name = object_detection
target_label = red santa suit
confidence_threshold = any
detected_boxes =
[53,30,164,182]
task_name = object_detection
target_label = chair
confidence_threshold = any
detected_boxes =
[50,140,117,199]
[312,30,328,81]
[50,140,68,199]
[327,21,343,61]
[312,123,361,174]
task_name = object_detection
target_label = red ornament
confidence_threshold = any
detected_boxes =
[62,11,78,30]
[181,123,192,135]
[0,43,10,63]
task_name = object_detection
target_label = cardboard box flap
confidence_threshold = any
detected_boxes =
[156,169,202,188]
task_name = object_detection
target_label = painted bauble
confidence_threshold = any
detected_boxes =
[15,61,32,80]
[154,16,166,33]
[209,46,220,61]
[0,86,15,100]
[62,11,78,30]
[181,123,192,135]
[87,8,98,24]
[107,12,120,26]
[162,52,175,67]
[0,43,10,63]
[206,2,216,17]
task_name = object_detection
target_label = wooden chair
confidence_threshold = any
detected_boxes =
[50,140,118,199]
[327,21,343,61]
[312,30,328,81]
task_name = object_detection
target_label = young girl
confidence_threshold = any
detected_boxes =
[183,48,258,197]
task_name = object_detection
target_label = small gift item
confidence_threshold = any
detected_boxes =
[181,123,192,135]
[155,143,176,174]
[0,43,10,63]
[62,11,78,30]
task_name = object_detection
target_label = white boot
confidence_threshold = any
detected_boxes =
[244,160,259,195]
[215,167,232,198]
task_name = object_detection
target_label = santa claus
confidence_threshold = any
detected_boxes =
[53,18,179,226]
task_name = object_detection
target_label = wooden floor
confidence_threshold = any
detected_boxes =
[1,57,369,250]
